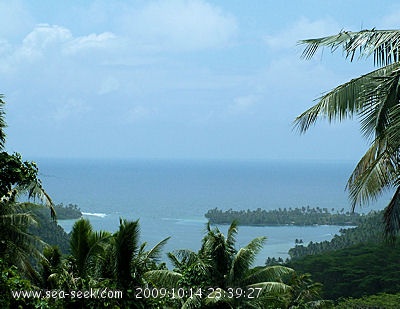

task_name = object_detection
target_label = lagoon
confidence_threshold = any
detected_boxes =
[37,158,391,265]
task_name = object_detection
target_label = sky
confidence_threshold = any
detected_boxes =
[1,0,400,161]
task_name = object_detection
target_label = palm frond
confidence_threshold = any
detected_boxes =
[359,71,400,139]
[226,220,238,252]
[182,294,203,309]
[114,218,140,286]
[144,236,170,262]
[248,281,292,295]
[384,186,400,239]
[167,251,184,269]
[85,231,112,275]
[0,211,37,227]
[69,218,93,276]
[0,208,46,277]
[294,62,400,134]
[204,288,232,306]
[229,236,266,284]
[144,269,182,288]
[346,138,397,208]
[300,29,400,66]
[243,265,294,287]
[23,180,56,219]
[168,249,200,270]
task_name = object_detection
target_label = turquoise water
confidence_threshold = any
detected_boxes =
[36,159,392,265]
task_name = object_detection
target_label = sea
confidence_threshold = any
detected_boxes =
[34,158,392,266]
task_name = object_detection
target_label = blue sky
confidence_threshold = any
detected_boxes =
[0,0,399,161]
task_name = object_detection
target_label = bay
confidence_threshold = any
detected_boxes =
[36,158,391,266]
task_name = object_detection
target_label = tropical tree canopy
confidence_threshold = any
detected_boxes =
[0,96,54,216]
[146,221,296,308]
[294,29,400,237]
[0,95,55,277]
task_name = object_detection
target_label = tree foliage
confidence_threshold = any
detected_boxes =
[205,206,364,226]
[294,29,400,238]
[145,221,318,309]
[288,210,384,259]
[288,241,400,300]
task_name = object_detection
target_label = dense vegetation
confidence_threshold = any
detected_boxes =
[333,293,400,309]
[279,209,400,304]
[288,241,400,300]
[25,203,71,253]
[288,210,384,259]
[2,216,326,308]
[205,206,365,226]
[52,203,82,220]
[3,206,400,308]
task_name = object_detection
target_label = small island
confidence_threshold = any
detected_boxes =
[53,203,82,220]
[33,202,82,220]
[205,206,365,226]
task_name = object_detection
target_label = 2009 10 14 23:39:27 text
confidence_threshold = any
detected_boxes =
[134,286,263,299]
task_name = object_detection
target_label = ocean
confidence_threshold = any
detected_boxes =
[35,158,392,266]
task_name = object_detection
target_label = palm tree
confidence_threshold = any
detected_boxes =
[294,29,400,237]
[0,201,44,278]
[40,245,63,289]
[146,221,294,309]
[69,218,111,279]
[94,218,169,308]
[287,273,325,308]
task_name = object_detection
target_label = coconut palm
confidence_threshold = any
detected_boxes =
[0,202,44,278]
[40,245,63,289]
[69,218,111,279]
[294,29,400,237]
[110,218,169,287]
[86,218,169,308]
[146,221,294,309]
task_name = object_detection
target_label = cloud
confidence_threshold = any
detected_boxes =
[52,98,91,122]
[125,105,158,123]
[228,95,259,114]
[17,24,72,61]
[1,23,117,68]
[264,17,340,50]
[120,0,238,52]
[64,31,117,55]
[98,76,120,95]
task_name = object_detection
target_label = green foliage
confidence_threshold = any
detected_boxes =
[22,203,70,254]
[0,258,50,309]
[40,245,62,289]
[288,241,400,300]
[295,29,400,237]
[69,218,111,278]
[146,221,314,309]
[205,207,365,226]
[0,97,54,220]
[63,218,169,308]
[52,203,82,220]
[0,152,40,201]
[288,210,384,259]
[334,293,400,309]
[0,201,45,279]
